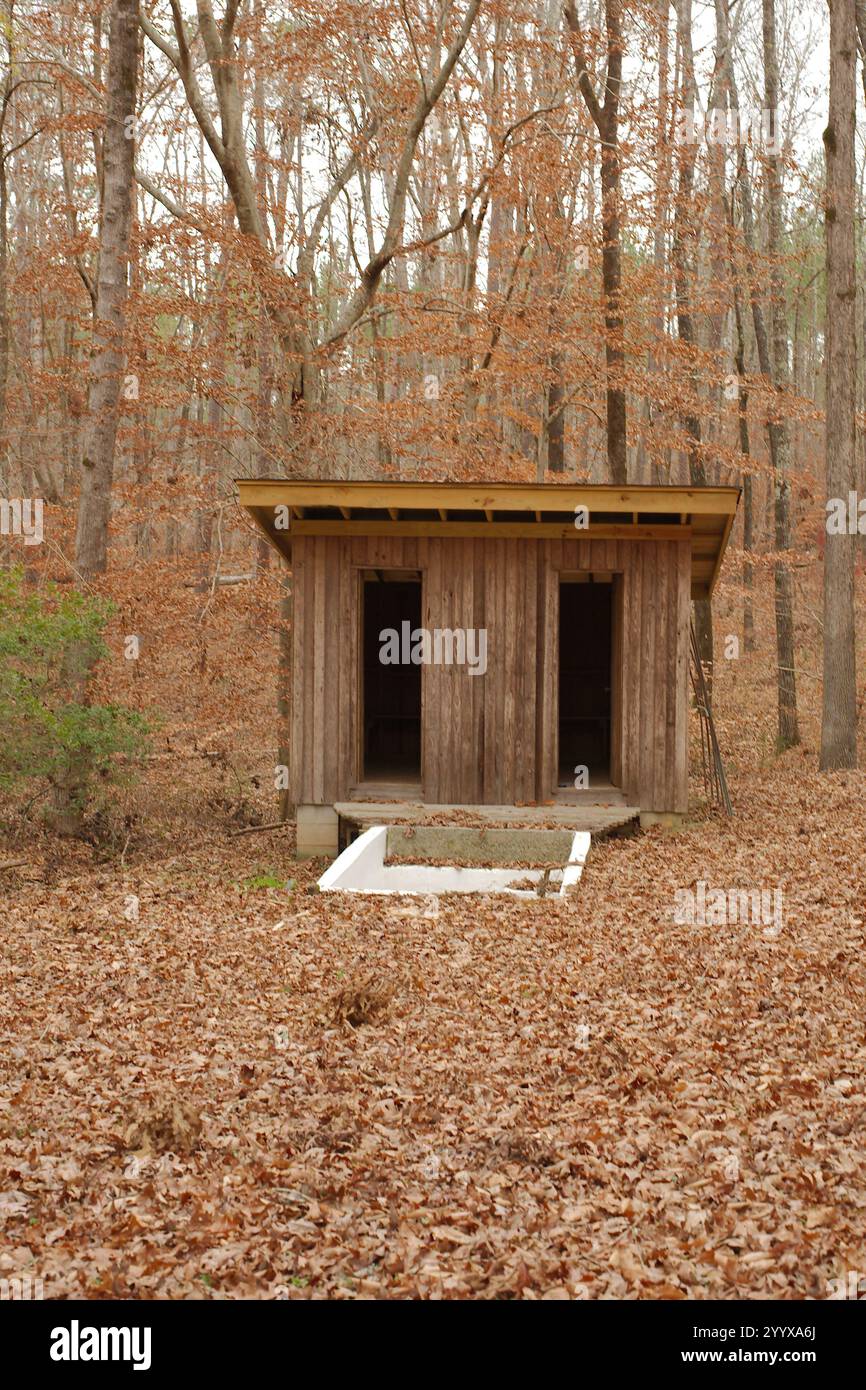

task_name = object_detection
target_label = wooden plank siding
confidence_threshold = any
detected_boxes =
[290,534,691,814]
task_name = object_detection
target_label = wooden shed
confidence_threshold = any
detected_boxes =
[238,480,739,856]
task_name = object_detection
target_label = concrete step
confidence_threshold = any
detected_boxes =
[334,800,640,842]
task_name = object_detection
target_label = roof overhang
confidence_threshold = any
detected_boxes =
[236,480,740,600]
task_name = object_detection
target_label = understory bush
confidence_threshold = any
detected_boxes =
[0,568,150,825]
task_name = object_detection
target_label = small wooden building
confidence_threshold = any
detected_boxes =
[239,480,739,856]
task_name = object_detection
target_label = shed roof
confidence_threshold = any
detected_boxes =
[236,479,740,600]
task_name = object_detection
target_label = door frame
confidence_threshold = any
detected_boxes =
[551,571,623,795]
[355,567,425,790]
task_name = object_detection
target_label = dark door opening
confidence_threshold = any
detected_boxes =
[558,580,613,787]
[362,572,422,783]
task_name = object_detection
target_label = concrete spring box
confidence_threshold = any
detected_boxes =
[317,825,590,898]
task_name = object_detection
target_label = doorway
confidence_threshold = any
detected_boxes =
[361,571,422,784]
[558,578,613,788]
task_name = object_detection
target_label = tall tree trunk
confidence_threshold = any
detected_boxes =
[129,176,150,559]
[75,0,138,579]
[251,17,275,567]
[722,0,799,745]
[276,576,294,821]
[733,283,756,653]
[564,0,627,484]
[0,135,9,463]
[673,0,713,684]
[761,0,800,750]
[254,304,274,572]
[821,0,858,770]
[0,0,16,456]
[704,0,735,482]
[637,0,670,484]
[52,0,138,834]
[546,352,566,473]
[545,198,568,474]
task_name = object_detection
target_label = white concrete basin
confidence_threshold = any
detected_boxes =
[317,825,590,898]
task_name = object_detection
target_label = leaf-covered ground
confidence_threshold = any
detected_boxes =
[2,754,864,1300]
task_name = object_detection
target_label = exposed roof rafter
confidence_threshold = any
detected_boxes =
[236,479,740,599]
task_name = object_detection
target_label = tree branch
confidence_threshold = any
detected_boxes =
[324,0,482,348]
[563,0,602,130]
[135,168,211,236]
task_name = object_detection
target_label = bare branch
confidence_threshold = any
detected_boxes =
[324,0,482,348]
[563,0,602,131]
[135,168,211,236]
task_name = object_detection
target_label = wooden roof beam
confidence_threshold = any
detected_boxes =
[290,520,694,541]
[236,480,741,518]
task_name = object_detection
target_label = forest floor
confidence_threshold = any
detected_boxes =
[1,564,865,1299]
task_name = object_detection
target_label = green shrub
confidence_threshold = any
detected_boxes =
[0,568,150,817]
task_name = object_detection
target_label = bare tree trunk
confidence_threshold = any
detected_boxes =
[75,0,138,579]
[252,0,275,533]
[673,0,713,683]
[733,283,756,653]
[0,8,10,458]
[52,0,138,834]
[254,305,273,572]
[0,143,9,463]
[821,0,858,770]
[704,0,735,482]
[129,176,151,558]
[199,244,227,579]
[544,196,567,474]
[636,0,670,484]
[276,575,294,821]
[722,0,799,745]
[564,0,627,484]
[761,0,800,750]
[547,351,566,473]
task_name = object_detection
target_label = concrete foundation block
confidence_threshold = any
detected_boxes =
[385,825,576,865]
[296,804,339,858]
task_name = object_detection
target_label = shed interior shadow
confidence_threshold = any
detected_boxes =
[558,579,613,787]
[362,573,422,782]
